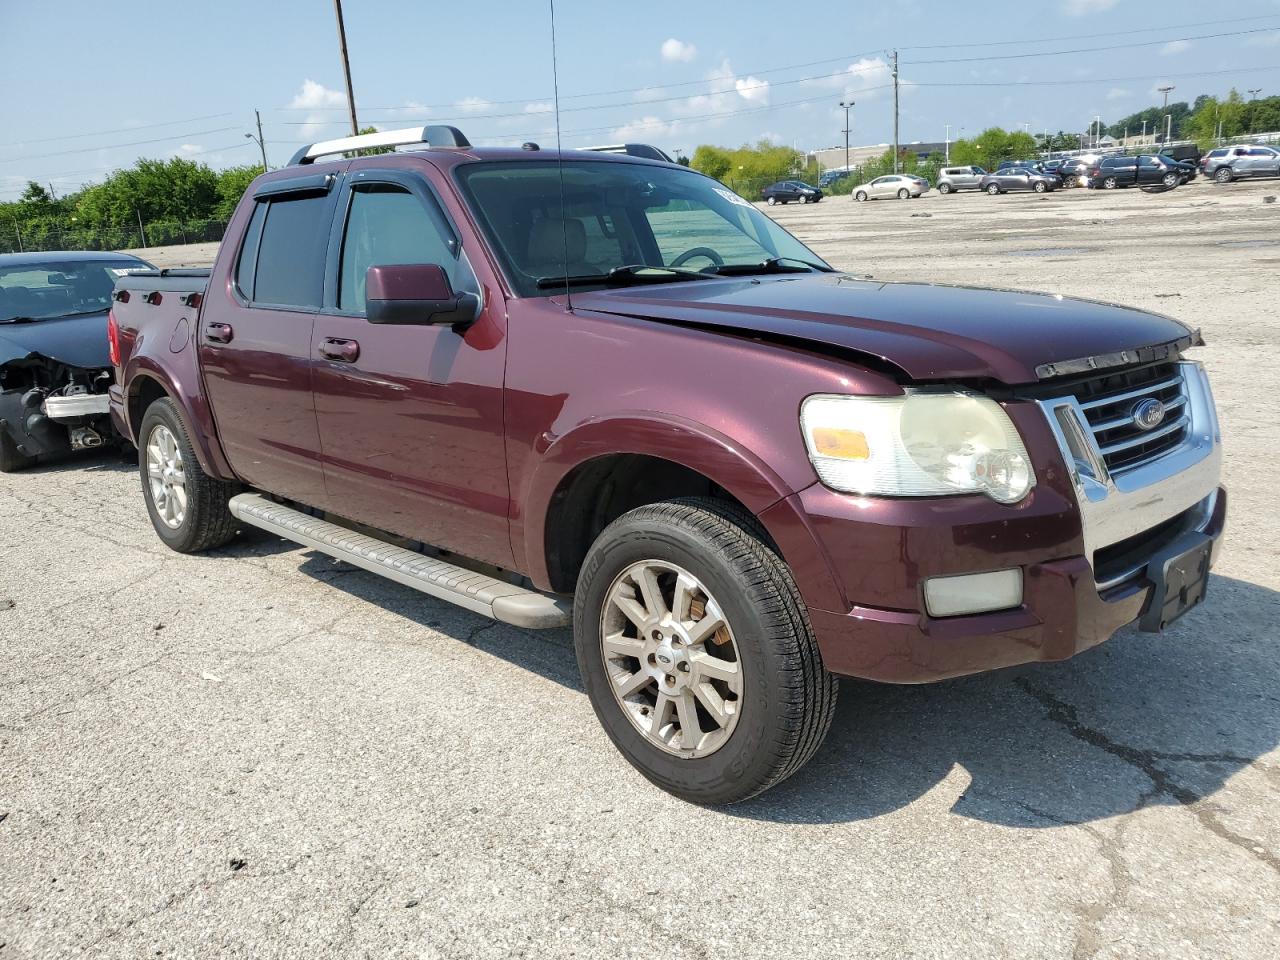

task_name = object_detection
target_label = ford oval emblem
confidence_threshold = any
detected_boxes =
[1132,398,1167,431]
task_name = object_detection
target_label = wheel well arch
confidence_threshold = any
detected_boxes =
[541,453,778,594]
[127,374,170,441]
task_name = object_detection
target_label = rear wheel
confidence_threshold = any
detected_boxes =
[1103,177,1118,189]
[1215,167,1233,183]
[0,429,35,473]
[574,497,837,805]
[798,194,808,204]
[1162,173,1179,188]
[766,196,777,205]
[139,398,239,553]
[938,182,952,195]
[897,188,909,199]
[854,191,867,202]
[987,184,1000,196]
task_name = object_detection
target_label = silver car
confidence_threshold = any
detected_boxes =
[936,166,988,194]
[851,174,927,201]
[1212,146,1280,182]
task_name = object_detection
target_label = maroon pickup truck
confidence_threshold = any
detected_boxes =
[109,125,1225,804]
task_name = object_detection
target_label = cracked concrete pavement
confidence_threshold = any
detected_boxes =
[3,178,1280,958]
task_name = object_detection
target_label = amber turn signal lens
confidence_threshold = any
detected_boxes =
[810,427,870,460]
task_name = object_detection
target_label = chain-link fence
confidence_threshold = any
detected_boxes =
[1,218,228,256]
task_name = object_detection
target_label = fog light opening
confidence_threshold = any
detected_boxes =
[924,569,1024,618]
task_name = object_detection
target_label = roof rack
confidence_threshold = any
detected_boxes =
[288,125,471,166]
[583,143,674,163]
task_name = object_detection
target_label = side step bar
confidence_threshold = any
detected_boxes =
[228,493,571,629]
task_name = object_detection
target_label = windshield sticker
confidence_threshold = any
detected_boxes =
[713,187,753,208]
[110,268,148,276]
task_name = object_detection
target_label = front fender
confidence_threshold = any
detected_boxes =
[516,412,845,610]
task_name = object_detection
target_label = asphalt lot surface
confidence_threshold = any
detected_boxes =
[4,177,1279,958]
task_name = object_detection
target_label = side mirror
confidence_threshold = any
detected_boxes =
[365,263,480,326]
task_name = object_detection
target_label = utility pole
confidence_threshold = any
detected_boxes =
[945,123,951,164]
[1248,89,1262,133]
[333,0,360,136]
[1141,119,1147,142]
[245,109,269,173]
[1165,114,1173,145]
[135,207,148,248]
[1158,85,1174,110]
[839,100,854,173]
[47,182,59,202]
[891,50,900,174]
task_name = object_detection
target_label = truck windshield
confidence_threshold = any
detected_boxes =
[0,260,148,322]
[455,160,832,297]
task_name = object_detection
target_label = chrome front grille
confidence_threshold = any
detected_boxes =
[1060,361,1189,474]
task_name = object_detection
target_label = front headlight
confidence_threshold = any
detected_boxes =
[800,392,1035,503]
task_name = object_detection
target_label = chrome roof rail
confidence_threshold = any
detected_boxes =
[288,125,471,166]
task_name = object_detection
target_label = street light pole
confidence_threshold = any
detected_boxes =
[333,0,360,136]
[839,100,854,174]
[945,123,951,164]
[1248,88,1262,133]
[245,109,268,173]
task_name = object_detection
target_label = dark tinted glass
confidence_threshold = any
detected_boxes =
[252,195,330,309]
[338,184,470,312]
[235,201,266,299]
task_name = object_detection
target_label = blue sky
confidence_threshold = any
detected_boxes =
[2,0,1279,199]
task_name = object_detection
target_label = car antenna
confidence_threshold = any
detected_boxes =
[549,0,572,312]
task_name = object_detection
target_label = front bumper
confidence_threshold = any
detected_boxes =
[779,361,1224,683]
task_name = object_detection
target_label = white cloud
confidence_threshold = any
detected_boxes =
[1063,0,1118,14]
[289,79,348,138]
[735,75,770,103]
[610,115,682,141]
[1160,39,1192,56]
[813,57,893,100]
[1105,87,1131,100]
[456,96,493,114]
[523,101,554,115]
[661,38,697,63]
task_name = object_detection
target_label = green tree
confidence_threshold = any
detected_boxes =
[214,165,260,220]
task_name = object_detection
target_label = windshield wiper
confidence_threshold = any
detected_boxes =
[705,256,830,277]
[0,316,39,324]
[535,264,712,289]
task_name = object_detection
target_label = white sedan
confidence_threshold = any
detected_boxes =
[852,174,928,201]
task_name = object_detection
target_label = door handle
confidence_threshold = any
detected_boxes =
[204,322,234,344]
[319,337,360,363]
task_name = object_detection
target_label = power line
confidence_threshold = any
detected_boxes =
[0,127,241,165]
[898,13,1279,50]
[907,64,1280,88]
[904,25,1280,65]
[9,112,235,147]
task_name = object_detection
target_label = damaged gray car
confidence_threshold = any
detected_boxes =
[1,251,153,471]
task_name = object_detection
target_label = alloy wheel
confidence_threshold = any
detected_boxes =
[599,560,743,758]
[146,424,187,529]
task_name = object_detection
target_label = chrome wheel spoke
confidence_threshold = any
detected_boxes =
[650,693,675,739]
[671,572,697,623]
[686,598,726,646]
[633,566,667,621]
[675,690,703,749]
[688,649,740,689]
[602,632,644,659]
[615,670,653,698]
[693,682,732,729]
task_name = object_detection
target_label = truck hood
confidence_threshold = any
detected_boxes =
[0,310,111,369]
[572,274,1196,385]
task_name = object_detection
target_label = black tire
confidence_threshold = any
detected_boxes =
[854,191,867,202]
[897,188,909,200]
[766,196,776,205]
[138,397,239,553]
[1215,167,1233,183]
[0,428,35,473]
[1103,177,1118,189]
[938,183,952,195]
[1034,181,1047,193]
[987,184,1000,195]
[798,194,808,204]
[574,497,837,805]
[1162,173,1179,189]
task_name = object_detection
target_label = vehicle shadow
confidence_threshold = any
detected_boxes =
[288,554,1279,830]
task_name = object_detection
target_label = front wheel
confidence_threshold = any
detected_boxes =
[897,188,909,199]
[139,398,239,553]
[574,498,837,805]
[1162,173,1179,189]
[766,196,776,205]
[854,191,867,202]
[798,194,808,204]
[1034,181,1047,193]
[1103,177,1118,189]
[987,184,1000,195]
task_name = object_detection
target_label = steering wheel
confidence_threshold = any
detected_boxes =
[670,246,724,269]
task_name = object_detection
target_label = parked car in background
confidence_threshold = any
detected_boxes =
[1057,158,1090,187]
[852,174,926,200]
[108,125,1225,804]
[1087,155,1188,190]
[0,250,152,471]
[1200,146,1253,179]
[761,181,823,205]
[1210,146,1280,182]
[1159,144,1202,171]
[936,166,988,194]
[818,170,850,188]
[978,168,1058,194]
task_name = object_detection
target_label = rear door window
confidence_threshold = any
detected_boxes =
[251,194,331,309]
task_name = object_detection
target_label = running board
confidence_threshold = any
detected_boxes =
[228,493,571,629]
